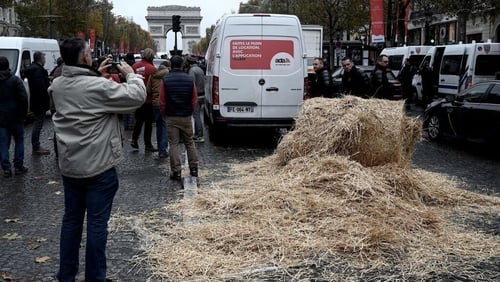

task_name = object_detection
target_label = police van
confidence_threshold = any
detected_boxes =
[413,41,500,101]
[204,14,308,142]
[0,37,60,112]
[380,45,433,77]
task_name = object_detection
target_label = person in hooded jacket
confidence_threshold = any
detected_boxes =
[0,56,28,177]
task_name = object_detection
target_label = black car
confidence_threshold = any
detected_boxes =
[331,65,402,99]
[423,81,500,143]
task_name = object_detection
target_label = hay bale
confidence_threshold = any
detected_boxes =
[275,96,422,167]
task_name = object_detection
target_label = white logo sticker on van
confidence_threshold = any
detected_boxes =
[271,52,294,68]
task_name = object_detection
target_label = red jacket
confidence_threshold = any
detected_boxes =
[132,59,156,104]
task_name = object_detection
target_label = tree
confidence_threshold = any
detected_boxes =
[266,0,370,67]
[13,0,155,54]
[192,26,215,55]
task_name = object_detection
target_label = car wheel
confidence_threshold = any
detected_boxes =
[426,114,441,141]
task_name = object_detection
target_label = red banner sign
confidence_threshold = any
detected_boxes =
[370,0,385,43]
[230,40,294,70]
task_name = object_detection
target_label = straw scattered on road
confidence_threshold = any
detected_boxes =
[116,97,499,281]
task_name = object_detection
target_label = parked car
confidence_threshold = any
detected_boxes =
[423,80,500,143]
[331,65,402,99]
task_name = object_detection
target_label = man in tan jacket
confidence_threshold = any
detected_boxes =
[147,60,170,158]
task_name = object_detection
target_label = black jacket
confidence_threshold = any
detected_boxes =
[163,70,195,117]
[0,70,28,126]
[370,63,391,99]
[23,62,50,113]
[341,66,371,97]
[311,67,333,98]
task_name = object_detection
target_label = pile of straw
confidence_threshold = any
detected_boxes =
[275,96,421,167]
[124,97,499,281]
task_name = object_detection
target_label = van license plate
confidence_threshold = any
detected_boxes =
[227,106,254,113]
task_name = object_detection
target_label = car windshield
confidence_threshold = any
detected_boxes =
[459,83,490,102]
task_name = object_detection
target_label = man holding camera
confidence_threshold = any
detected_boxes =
[49,37,146,281]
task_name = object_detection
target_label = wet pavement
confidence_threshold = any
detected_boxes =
[0,117,274,281]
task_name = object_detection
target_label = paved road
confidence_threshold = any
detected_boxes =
[0,105,498,280]
[0,119,274,281]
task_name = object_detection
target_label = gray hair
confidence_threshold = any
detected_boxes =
[142,48,155,62]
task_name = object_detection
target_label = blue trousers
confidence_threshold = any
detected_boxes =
[0,124,25,171]
[153,106,168,154]
[57,168,118,282]
[31,111,46,149]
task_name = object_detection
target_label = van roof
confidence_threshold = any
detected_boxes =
[217,13,300,25]
[0,37,59,49]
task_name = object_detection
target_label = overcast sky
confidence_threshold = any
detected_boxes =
[111,0,244,36]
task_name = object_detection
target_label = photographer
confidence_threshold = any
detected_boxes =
[49,37,146,281]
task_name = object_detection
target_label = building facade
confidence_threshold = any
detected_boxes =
[146,5,202,55]
[0,4,20,36]
[407,6,500,45]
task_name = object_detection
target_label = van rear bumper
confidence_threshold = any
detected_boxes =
[212,110,295,129]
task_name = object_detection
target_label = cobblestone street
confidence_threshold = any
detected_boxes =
[0,118,273,281]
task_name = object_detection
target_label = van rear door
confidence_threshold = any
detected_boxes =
[219,15,304,121]
[260,15,304,119]
[219,16,263,119]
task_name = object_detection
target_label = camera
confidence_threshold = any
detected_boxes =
[108,61,121,74]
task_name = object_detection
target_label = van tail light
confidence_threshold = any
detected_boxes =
[465,75,472,89]
[212,76,220,106]
[304,77,310,99]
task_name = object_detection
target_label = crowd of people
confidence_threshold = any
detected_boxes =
[309,54,418,104]
[0,37,204,281]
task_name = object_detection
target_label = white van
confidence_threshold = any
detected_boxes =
[381,45,433,77]
[413,42,500,101]
[204,14,308,141]
[0,37,60,111]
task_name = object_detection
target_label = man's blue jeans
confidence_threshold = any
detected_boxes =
[0,124,25,171]
[31,111,45,149]
[57,168,118,282]
[153,106,168,154]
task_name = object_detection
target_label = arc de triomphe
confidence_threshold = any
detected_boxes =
[146,5,202,55]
